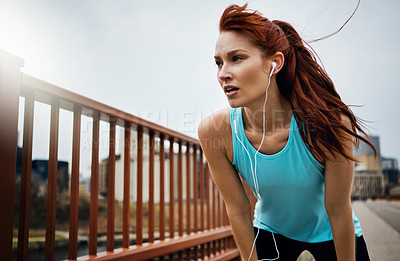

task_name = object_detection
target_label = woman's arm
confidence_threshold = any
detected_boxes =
[198,111,258,261]
[324,116,356,261]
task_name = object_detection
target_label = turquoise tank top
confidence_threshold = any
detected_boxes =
[229,107,362,243]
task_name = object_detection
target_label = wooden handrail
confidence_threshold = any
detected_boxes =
[76,227,234,261]
[20,74,199,144]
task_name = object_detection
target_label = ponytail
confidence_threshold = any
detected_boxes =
[273,20,375,164]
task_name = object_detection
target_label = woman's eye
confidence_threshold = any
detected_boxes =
[215,60,222,67]
[232,56,243,62]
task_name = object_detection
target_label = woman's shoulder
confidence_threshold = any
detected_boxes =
[198,107,233,157]
[198,107,232,139]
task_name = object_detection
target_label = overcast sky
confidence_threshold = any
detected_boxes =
[1,0,399,176]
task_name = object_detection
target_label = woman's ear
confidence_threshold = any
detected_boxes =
[271,51,284,75]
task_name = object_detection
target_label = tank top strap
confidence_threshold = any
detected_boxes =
[229,107,247,167]
[229,107,238,166]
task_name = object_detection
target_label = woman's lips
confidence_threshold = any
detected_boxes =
[225,89,239,97]
[224,85,240,97]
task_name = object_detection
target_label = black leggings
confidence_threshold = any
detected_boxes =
[253,227,370,260]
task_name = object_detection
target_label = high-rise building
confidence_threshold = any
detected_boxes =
[382,157,399,194]
[352,135,384,198]
[354,135,380,157]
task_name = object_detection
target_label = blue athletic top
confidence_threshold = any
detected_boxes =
[229,107,362,243]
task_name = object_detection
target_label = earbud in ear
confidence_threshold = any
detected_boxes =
[270,62,277,76]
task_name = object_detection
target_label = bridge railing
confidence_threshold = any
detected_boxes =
[0,50,240,261]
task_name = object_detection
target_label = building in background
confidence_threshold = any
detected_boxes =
[381,157,400,197]
[32,160,69,193]
[382,157,399,194]
[99,157,108,197]
[389,185,400,196]
[352,135,384,198]
[14,147,70,229]
[99,154,121,198]
[15,146,70,195]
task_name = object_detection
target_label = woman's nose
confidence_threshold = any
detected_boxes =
[218,65,232,82]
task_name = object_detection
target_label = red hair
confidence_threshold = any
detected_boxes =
[219,4,375,164]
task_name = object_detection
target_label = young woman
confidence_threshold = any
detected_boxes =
[198,4,374,261]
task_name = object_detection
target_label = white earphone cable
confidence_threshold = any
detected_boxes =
[234,63,279,261]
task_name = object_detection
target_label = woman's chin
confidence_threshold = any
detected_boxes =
[227,100,242,108]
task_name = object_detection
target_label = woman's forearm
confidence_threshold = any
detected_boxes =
[327,205,355,261]
[228,212,258,261]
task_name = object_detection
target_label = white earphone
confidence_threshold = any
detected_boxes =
[271,62,277,76]
[233,62,280,261]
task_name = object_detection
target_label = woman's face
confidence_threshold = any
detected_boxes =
[214,30,270,108]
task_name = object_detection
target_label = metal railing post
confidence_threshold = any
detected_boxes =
[122,123,131,248]
[106,120,116,251]
[68,106,81,260]
[45,97,60,261]
[0,50,24,261]
[89,113,100,255]
[17,89,34,261]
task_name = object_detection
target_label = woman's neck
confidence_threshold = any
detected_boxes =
[242,83,292,134]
